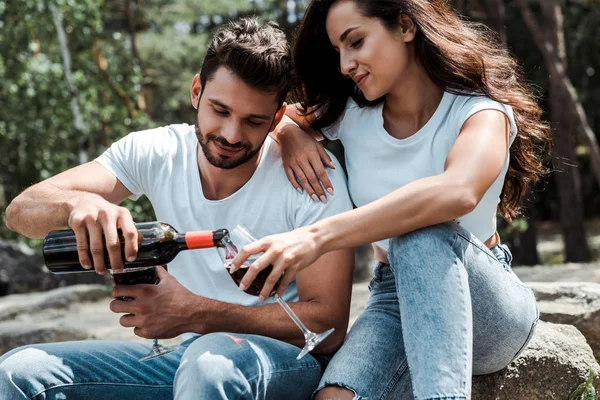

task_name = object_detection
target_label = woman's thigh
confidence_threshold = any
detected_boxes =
[315,266,414,400]
[453,226,539,374]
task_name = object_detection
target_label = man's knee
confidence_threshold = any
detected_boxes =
[315,385,357,400]
[0,345,64,399]
[175,333,252,397]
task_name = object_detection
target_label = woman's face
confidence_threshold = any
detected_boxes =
[326,0,416,101]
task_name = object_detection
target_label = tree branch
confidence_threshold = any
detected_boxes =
[92,40,137,119]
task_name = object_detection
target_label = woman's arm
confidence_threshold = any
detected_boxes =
[272,103,322,140]
[269,103,337,201]
[233,109,511,298]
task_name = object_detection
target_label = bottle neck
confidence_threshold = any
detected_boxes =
[180,229,228,250]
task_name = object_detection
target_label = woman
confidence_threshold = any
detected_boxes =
[230,0,551,398]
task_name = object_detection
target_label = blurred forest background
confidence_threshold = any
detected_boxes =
[1,0,599,266]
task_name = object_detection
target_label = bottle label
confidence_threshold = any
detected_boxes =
[185,231,215,249]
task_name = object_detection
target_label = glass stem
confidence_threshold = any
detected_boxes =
[275,294,310,337]
[152,339,159,347]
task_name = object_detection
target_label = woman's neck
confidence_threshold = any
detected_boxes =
[383,67,445,140]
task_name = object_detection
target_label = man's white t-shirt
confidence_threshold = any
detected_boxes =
[96,123,352,307]
[322,91,518,251]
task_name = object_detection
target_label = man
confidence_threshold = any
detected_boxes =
[1,18,354,400]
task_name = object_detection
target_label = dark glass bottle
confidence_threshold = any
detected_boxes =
[43,221,228,273]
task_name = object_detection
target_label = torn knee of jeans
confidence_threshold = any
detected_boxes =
[313,382,366,400]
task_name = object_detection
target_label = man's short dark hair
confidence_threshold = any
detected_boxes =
[200,18,293,106]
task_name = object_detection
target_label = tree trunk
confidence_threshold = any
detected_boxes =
[510,190,541,266]
[515,0,592,262]
[516,0,600,189]
[542,1,591,262]
[549,78,591,262]
[485,0,507,46]
[485,0,540,263]
[50,4,89,164]
[517,215,540,266]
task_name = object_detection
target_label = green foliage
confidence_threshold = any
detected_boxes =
[1,0,599,250]
[568,368,597,400]
[0,0,155,241]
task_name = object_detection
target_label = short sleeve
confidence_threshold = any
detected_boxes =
[321,120,342,141]
[456,96,518,146]
[95,128,162,200]
[293,151,353,227]
[318,98,358,141]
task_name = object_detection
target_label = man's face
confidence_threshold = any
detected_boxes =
[195,67,282,169]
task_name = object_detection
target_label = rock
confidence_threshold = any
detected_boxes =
[528,282,600,359]
[472,321,600,399]
[0,284,112,321]
[0,320,88,355]
[0,240,108,296]
[514,262,600,285]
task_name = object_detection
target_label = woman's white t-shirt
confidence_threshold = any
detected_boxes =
[321,91,518,251]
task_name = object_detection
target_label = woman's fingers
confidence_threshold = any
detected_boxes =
[242,250,280,301]
[284,165,303,193]
[229,240,268,273]
[318,144,337,171]
[275,266,296,297]
[309,155,334,197]
[297,160,327,202]
[292,163,316,198]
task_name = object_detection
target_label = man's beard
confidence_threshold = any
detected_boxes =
[195,118,265,170]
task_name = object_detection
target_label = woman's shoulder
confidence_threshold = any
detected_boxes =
[446,91,518,138]
[447,91,512,114]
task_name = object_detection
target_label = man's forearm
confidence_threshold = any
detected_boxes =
[189,296,346,355]
[5,183,94,238]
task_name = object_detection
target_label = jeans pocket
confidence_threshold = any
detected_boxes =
[368,277,377,292]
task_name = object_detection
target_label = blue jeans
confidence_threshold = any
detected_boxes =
[0,332,325,399]
[315,222,539,400]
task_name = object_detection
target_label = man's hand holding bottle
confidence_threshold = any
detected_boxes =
[66,193,139,275]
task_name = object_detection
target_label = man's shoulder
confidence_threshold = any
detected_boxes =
[263,138,348,189]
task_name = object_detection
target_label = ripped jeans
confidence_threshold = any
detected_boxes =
[314,222,538,400]
[0,332,326,399]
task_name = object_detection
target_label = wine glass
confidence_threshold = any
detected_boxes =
[217,225,335,359]
[110,266,178,362]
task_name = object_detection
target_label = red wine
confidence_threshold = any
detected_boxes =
[112,266,159,285]
[229,265,279,296]
[43,222,228,273]
[221,234,280,296]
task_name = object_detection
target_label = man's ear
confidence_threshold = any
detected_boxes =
[399,15,417,42]
[190,74,202,109]
[269,102,287,132]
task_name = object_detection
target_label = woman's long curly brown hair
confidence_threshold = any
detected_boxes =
[293,0,551,221]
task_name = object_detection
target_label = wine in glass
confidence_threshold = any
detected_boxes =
[217,225,334,359]
[110,266,178,362]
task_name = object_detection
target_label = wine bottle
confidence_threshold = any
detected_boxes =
[43,221,228,273]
